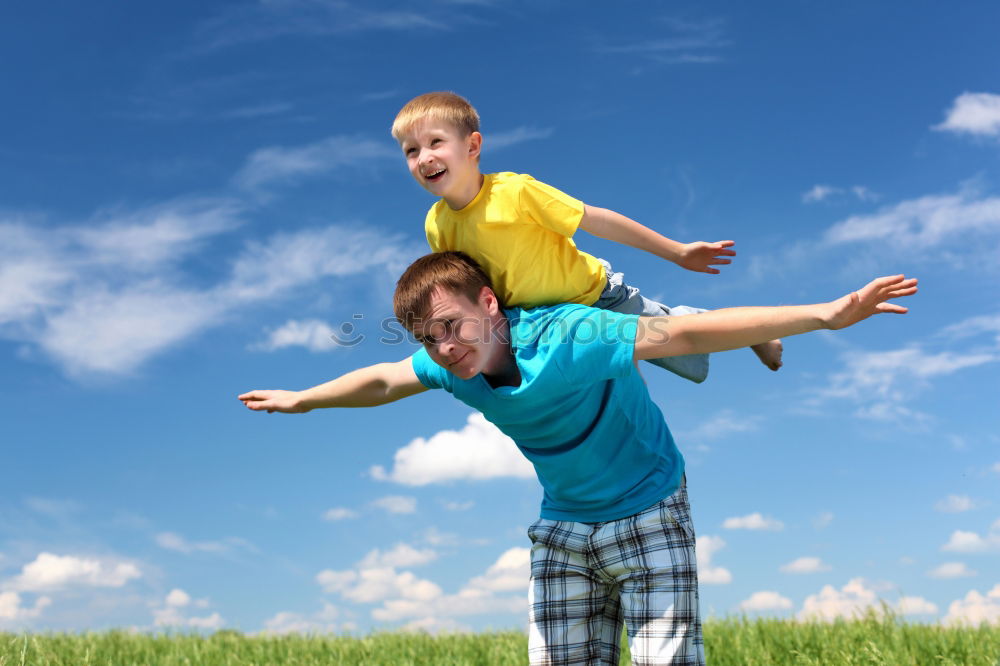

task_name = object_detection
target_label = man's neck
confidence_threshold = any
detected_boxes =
[481,315,521,388]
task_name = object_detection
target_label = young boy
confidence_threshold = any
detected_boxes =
[239,251,917,664]
[391,92,783,383]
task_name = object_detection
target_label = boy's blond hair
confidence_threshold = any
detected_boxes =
[391,92,480,141]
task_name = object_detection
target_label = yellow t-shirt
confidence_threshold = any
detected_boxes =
[425,172,607,308]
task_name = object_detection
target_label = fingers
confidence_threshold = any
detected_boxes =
[875,303,909,314]
[709,258,732,265]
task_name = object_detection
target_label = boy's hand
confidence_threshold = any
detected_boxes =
[678,240,736,274]
[823,275,918,330]
[239,390,309,414]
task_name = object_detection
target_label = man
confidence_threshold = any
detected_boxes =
[240,251,916,665]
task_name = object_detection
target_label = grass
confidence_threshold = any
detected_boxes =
[2,614,998,665]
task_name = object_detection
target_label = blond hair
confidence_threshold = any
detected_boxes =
[391,92,480,141]
[393,251,499,329]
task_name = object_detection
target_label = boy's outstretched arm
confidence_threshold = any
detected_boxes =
[634,275,918,361]
[239,358,427,413]
[578,205,736,274]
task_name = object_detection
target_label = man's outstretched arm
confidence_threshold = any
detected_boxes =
[634,275,918,361]
[239,358,427,413]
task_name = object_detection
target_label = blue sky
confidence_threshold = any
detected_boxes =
[2,0,999,633]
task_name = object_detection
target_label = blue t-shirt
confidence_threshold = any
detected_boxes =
[410,303,684,523]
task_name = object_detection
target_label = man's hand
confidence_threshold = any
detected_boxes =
[823,275,918,330]
[677,240,736,274]
[239,390,309,414]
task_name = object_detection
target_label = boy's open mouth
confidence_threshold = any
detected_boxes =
[425,168,446,182]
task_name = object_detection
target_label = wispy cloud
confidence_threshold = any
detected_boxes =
[0,203,417,378]
[191,2,450,53]
[233,135,398,191]
[152,588,224,629]
[802,184,878,204]
[935,495,977,513]
[371,496,417,515]
[155,532,255,555]
[823,187,1000,248]
[370,413,535,485]
[933,92,1000,137]
[927,562,977,579]
[251,319,342,352]
[484,126,554,152]
[597,17,728,66]
[941,521,1000,553]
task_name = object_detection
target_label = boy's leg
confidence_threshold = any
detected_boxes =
[593,260,710,384]
[590,483,705,665]
[528,518,624,666]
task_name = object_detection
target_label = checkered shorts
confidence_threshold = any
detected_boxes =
[527,482,704,665]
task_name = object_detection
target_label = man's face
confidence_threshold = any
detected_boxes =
[397,119,482,208]
[410,286,506,380]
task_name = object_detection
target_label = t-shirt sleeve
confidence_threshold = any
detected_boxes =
[516,175,586,238]
[410,348,452,391]
[548,306,639,384]
[424,205,443,252]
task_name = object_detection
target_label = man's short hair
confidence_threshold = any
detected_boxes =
[394,251,499,329]
[391,92,480,141]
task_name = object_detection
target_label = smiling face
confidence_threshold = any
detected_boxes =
[397,119,483,210]
[410,285,511,381]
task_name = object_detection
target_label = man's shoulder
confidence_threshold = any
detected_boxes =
[508,304,633,347]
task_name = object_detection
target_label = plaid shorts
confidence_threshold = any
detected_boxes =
[527,482,704,665]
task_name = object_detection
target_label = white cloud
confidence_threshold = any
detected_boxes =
[697,535,732,584]
[738,591,793,612]
[252,319,342,352]
[927,562,977,579]
[934,92,1000,137]
[370,413,535,485]
[484,126,554,152]
[823,188,1000,248]
[803,185,839,203]
[1,210,416,377]
[0,592,51,622]
[234,136,397,191]
[165,588,191,607]
[935,495,976,513]
[994,462,1000,474]
[943,584,1000,625]
[897,596,939,616]
[464,548,530,594]
[261,603,350,634]
[443,500,474,511]
[686,410,760,441]
[370,548,529,623]
[323,507,358,521]
[722,513,784,531]
[317,567,441,604]
[798,578,881,621]
[813,343,999,422]
[941,525,1000,553]
[371,496,417,515]
[359,544,437,569]
[780,557,831,574]
[9,553,141,592]
[803,185,877,204]
[155,532,253,555]
[813,512,834,530]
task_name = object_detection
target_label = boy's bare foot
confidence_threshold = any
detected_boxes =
[751,339,783,371]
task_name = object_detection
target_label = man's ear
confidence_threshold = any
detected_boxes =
[478,285,499,315]
[467,131,482,160]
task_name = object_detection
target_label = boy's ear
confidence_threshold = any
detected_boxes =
[467,131,482,160]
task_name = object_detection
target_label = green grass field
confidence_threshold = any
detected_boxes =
[3,615,999,665]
